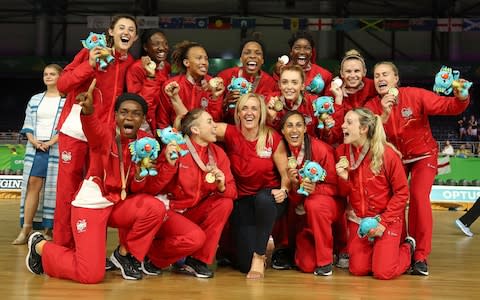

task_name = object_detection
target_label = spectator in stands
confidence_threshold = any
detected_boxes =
[441,140,455,156]
[456,144,470,158]
[458,116,467,140]
[467,115,478,141]
[455,197,480,237]
[12,64,66,245]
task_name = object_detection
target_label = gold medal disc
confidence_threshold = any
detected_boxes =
[273,100,284,112]
[205,172,216,184]
[287,157,297,169]
[388,87,399,97]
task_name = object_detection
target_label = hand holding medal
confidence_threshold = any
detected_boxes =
[206,165,226,192]
[335,155,349,180]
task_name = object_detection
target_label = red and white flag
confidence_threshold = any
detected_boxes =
[437,18,463,32]
[307,18,332,31]
[437,156,451,175]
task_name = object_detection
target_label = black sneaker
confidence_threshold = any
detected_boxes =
[271,248,295,270]
[105,257,116,271]
[412,260,429,276]
[335,253,349,269]
[26,232,45,275]
[110,247,143,280]
[178,256,214,278]
[141,257,162,276]
[314,264,333,276]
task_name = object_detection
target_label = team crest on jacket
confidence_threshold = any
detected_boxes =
[259,146,273,158]
[401,107,413,119]
[304,115,313,125]
[61,151,72,163]
[200,97,209,108]
[76,219,87,233]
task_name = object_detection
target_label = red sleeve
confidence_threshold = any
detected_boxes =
[126,60,146,93]
[57,49,95,94]
[415,87,470,116]
[379,146,409,226]
[157,79,174,129]
[311,138,338,197]
[335,144,352,197]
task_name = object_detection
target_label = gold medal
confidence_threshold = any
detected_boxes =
[273,100,284,112]
[388,87,399,97]
[288,156,297,169]
[205,172,216,184]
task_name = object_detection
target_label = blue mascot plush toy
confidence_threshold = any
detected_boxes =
[433,65,472,98]
[297,160,327,196]
[81,32,115,70]
[306,73,325,94]
[312,96,335,129]
[357,216,382,242]
[156,126,189,160]
[129,137,160,177]
[227,77,252,108]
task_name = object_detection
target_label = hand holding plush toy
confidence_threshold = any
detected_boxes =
[296,160,326,196]
[81,32,115,71]
[312,96,335,129]
[129,137,160,177]
[157,126,189,160]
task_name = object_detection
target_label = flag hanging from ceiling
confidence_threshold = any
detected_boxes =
[384,19,410,31]
[182,17,208,29]
[437,18,463,32]
[307,18,333,31]
[208,17,232,29]
[232,18,256,29]
[463,18,480,31]
[359,19,384,31]
[283,18,308,31]
[409,19,437,31]
[158,17,183,29]
[333,18,359,31]
[136,16,160,29]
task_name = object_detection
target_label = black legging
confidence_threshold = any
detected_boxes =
[459,197,480,227]
[230,188,287,273]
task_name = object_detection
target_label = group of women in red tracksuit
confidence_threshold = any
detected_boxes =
[24,18,471,284]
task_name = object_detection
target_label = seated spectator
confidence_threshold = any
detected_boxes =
[441,140,455,156]
[456,144,470,158]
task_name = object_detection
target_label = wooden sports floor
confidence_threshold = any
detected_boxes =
[1,198,479,300]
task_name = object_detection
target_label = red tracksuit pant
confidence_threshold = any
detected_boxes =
[180,196,233,264]
[53,133,88,248]
[42,194,166,283]
[404,155,437,262]
[295,195,346,272]
[147,210,206,268]
[348,220,411,280]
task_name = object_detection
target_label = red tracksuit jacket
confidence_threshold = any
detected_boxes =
[366,87,469,161]
[143,140,237,210]
[157,74,224,128]
[336,144,409,227]
[57,48,135,130]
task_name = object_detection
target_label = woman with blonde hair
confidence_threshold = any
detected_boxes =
[13,64,66,244]
[366,61,470,276]
[215,93,290,279]
[335,107,414,280]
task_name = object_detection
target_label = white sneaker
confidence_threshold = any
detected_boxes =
[455,219,474,237]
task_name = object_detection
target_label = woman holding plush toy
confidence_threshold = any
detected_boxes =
[54,14,149,249]
[365,61,470,276]
[335,107,414,280]
[276,111,345,276]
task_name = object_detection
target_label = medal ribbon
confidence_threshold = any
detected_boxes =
[184,136,216,173]
[349,141,370,171]
[115,128,131,200]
